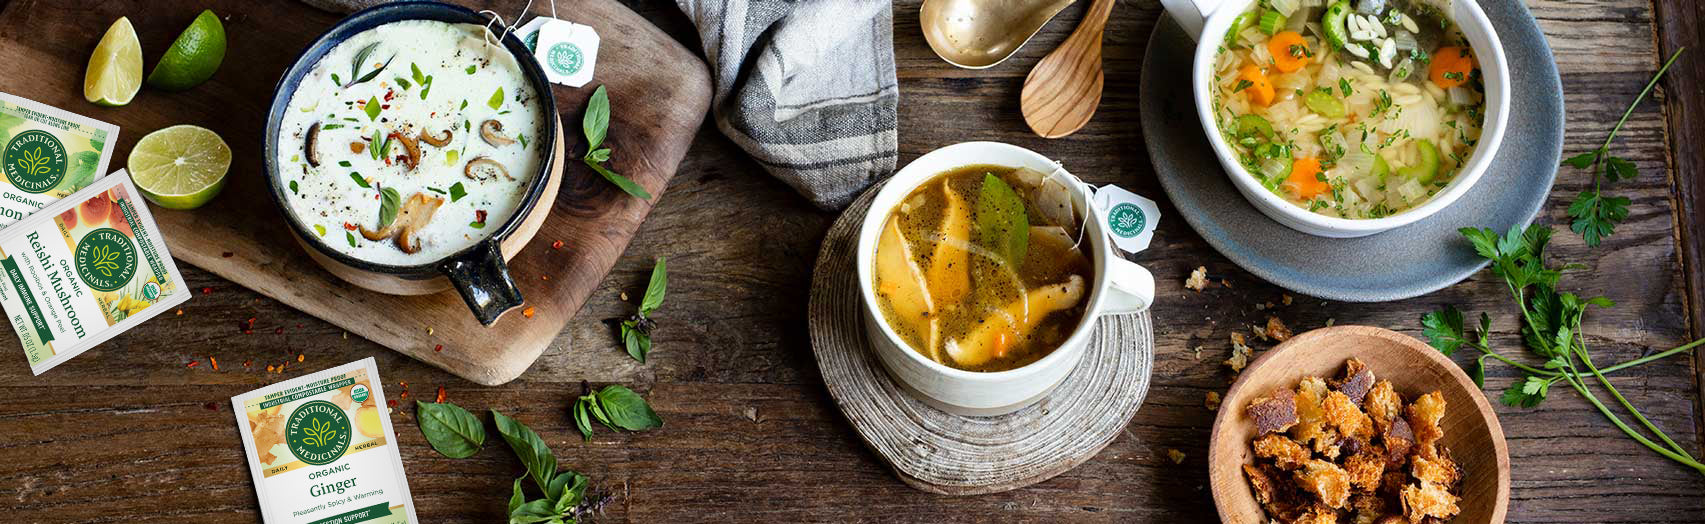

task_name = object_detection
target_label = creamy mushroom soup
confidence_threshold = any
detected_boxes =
[277,20,546,266]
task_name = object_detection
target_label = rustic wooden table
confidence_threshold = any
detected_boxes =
[2,0,1702,522]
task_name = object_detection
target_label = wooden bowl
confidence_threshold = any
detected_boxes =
[1208,326,1510,523]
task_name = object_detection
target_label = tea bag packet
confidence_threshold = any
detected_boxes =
[1092,184,1161,254]
[232,357,419,524]
[0,92,118,227]
[528,18,599,87]
[0,172,189,375]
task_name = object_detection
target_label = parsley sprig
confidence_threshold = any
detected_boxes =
[1561,48,1684,247]
[1422,225,1705,475]
[581,85,651,200]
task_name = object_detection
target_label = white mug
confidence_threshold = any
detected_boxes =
[855,142,1156,416]
[1158,0,1510,238]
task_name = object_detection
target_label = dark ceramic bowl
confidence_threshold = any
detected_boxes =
[263,1,559,325]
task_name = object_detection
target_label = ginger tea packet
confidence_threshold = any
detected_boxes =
[0,92,117,225]
[0,171,189,374]
[232,357,419,524]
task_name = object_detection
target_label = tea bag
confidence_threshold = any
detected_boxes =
[1092,184,1161,254]
[531,20,599,87]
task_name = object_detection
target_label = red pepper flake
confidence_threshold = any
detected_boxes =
[387,399,398,408]
[398,390,409,400]
[210,357,219,371]
[176,309,184,316]
[297,354,305,362]
[266,365,276,372]
[400,380,408,389]
[434,344,443,353]
[523,307,536,318]
[383,90,395,102]
[202,287,214,295]
[434,386,446,403]
[244,360,253,368]
[551,240,564,250]
[541,275,550,281]
[381,104,390,110]
[204,402,218,411]
[343,222,358,231]
[186,360,199,368]
[243,329,253,335]
[221,251,233,258]
[475,209,488,223]
[276,327,285,335]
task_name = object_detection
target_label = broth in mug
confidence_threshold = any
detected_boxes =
[872,165,1092,372]
[276,20,546,266]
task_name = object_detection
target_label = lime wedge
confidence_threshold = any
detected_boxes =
[147,10,226,91]
[128,125,231,209]
[84,17,143,107]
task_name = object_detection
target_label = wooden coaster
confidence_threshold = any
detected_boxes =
[807,185,1154,495]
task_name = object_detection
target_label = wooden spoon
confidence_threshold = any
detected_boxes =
[1020,0,1114,138]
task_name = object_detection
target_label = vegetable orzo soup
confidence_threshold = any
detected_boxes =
[1212,0,1485,219]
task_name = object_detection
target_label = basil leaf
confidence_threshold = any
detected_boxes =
[488,87,506,110]
[595,385,662,431]
[545,469,572,501]
[974,173,1028,266]
[586,148,610,163]
[583,85,610,152]
[415,401,485,458]
[573,399,594,441]
[508,475,526,514]
[492,410,556,491]
[622,323,645,363]
[553,473,588,514]
[378,187,401,228]
[640,257,667,316]
[508,499,555,524]
[586,396,617,431]
[585,159,651,200]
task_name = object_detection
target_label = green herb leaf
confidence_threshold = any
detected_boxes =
[583,85,611,152]
[346,231,357,247]
[411,63,427,85]
[350,173,370,188]
[623,325,649,362]
[378,187,401,228]
[585,159,651,200]
[321,124,344,131]
[354,55,395,85]
[489,87,506,110]
[584,395,617,431]
[508,499,556,524]
[1420,306,1466,355]
[348,42,378,85]
[1469,354,1488,388]
[470,220,487,229]
[641,257,667,316]
[420,75,432,100]
[974,173,1028,265]
[492,410,556,492]
[449,182,468,203]
[1566,190,1629,247]
[415,401,486,458]
[553,473,588,514]
[572,399,595,440]
[314,224,326,236]
[508,475,526,514]
[586,148,611,163]
[466,65,478,74]
[394,77,411,90]
[595,385,663,431]
[331,73,342,86]
[1561,151,1599,169]
[1604,156,1637,181]
[337,160,352,167]
[1499,376,1547,408]
[364,97,382,121]
[289,180,300,195]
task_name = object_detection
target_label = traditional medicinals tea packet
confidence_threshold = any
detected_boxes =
[1093,184,1161,254]
[232,357,419,524]
[516,16,599,87]
[0,92,117,226]
[0,171,189,375]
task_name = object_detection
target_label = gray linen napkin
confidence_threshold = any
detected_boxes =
[674,0,901,210]
[303,0,900,210]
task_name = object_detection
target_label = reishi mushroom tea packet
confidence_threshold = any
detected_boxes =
[0,171,189,375]
[232,357,419,524]
[0,91,118,226]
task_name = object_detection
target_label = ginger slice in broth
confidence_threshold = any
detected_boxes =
[926,181,972,306]
[945,274,1086,367]
[876,217,941,361]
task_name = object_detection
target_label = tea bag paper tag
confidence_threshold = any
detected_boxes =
[1092,184,1160,254]
[532,19,599,87]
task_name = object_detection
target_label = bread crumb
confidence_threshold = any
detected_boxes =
[1226,333,1254,372]
[1167,449,1186,464]
[1254,433,1311,470]
[1295,459,1352,508]
[1282,294,1294,306]
[1192,345,1203,360]
[1266,316,1293,342]
[1186,266,1209,291]
[1400,481,1460,521]
[1205,391,1222,411]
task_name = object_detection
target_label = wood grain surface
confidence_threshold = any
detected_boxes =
[1,0,1703,522]
[0,0,711,386]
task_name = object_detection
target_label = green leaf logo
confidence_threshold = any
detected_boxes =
[285,400,352,465]
[3,130,67,194]
[73,227,137,292]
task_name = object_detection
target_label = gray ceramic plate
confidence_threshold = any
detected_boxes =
[1139,1,1563,302]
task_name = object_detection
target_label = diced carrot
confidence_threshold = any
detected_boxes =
[1429,46,1475,89]
[1237,65,1277,106]
[1267,31,1312,73]
[1283,157,1330,199]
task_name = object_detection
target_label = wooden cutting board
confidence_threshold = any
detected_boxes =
[0,0,710,385]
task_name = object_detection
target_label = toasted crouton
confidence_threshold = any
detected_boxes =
[1349,493,1387,524]
[1292,377,1335,452]
[1324,390,1375,440]
[1332,358,1377,404]
[1406,391,1447,449]
[1295,459,1353,509]
[1255,433,1313,470]
[1363,380,1404,433]
[1383,417,1416,466]
[1295,503,1340,524]
[1244,463,1282,506]
[1249,387,1300,435]
[1343,444,1387,492]
[1410,453,1461,487]
[1400,482,1461,522]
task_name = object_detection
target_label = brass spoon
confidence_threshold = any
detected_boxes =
[920,0,1077,69]
[1020,0,1114,138]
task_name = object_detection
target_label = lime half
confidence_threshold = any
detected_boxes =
[147,10,226,91]
[85,17,143,106]
[129,125,231,209]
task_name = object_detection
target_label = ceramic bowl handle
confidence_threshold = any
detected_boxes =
[440,241,524,326]
[1101,256,1156,315]
[1158,0,1222,40]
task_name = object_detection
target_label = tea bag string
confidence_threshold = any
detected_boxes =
[479,0,534,49]
[1041,165,1092,252]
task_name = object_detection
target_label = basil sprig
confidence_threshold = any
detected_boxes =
[617,257,667,362]
[416,401,485,458]
[572,384,663,441]
[581,85,651,200]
